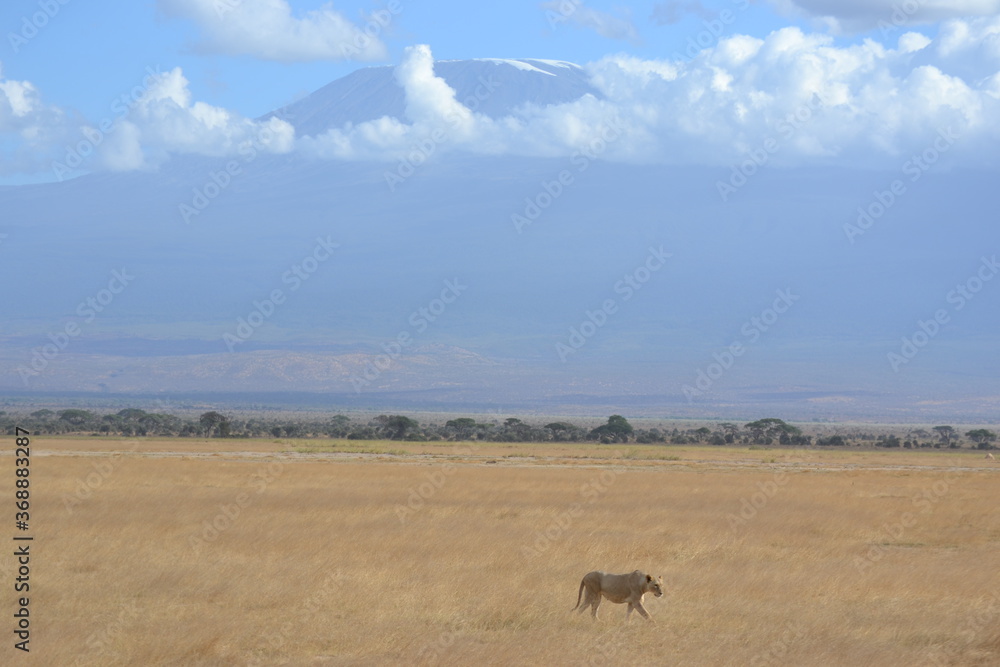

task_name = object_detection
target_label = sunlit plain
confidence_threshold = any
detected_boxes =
[14,438,1000,665]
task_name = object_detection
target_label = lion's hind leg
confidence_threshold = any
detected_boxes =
[591,594,602,619]
[583,587,602,619]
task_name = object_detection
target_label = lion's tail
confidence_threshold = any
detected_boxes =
[572,578,585,611]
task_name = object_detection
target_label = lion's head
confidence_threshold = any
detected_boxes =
[645,574,665,597]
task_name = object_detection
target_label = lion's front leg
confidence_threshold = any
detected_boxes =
[632,599,653,622]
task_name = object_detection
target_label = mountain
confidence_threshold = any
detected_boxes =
[262,58,600,134]
[1,58,998,421]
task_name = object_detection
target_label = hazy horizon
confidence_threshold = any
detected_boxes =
[2,1,999,422]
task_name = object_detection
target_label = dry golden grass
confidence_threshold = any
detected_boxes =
[5,438,999,665]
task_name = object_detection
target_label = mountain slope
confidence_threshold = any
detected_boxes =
[1,58,998,420]
[262,58,599,136]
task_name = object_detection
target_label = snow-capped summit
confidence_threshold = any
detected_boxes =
[262,57,600,137]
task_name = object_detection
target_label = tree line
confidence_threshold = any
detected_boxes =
[2,409,997,449]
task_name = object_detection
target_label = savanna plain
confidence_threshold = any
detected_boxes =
[7,436,999,665]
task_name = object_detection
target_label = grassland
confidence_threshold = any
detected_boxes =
[5,437,999,665]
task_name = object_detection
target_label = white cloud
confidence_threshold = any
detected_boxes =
[157,0,390,62]
[936,15,1000,58]
[898,31,932,53]
[0,63,56,132]
[8,17,1000,181]
[299,44,485,160]
[903,17,1000,87]
[650,0,714,26]
[576,27,994,165]
[0,79,36,120]
[96,121,146,172]
[542,1,642,45]
[768,0,1000,34]
[0,64,76,176]
[84,67,295,171]
[394,45,473,128]
[300,45,633,163]
[299,31,1000,170]
[0,66,295,178]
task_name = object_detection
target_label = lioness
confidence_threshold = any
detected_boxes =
[572,570,664,622]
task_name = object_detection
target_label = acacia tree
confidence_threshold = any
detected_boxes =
[933,426,957,448]
[590,415,633,443]
[199,411,231,438]
[719,422,740,443]
[499,418,533,441]
[381,415,419,440]
[544,422,580,441]
[444,417,487,440]
[744,418,800,444]
[965,429,997,449]
[325,415,352,437]
[58,409,95,427]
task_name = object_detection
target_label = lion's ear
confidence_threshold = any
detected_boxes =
[646,575,652,582]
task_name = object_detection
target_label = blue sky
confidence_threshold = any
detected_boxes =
[2,0,999,184]
[2,1,799,122]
